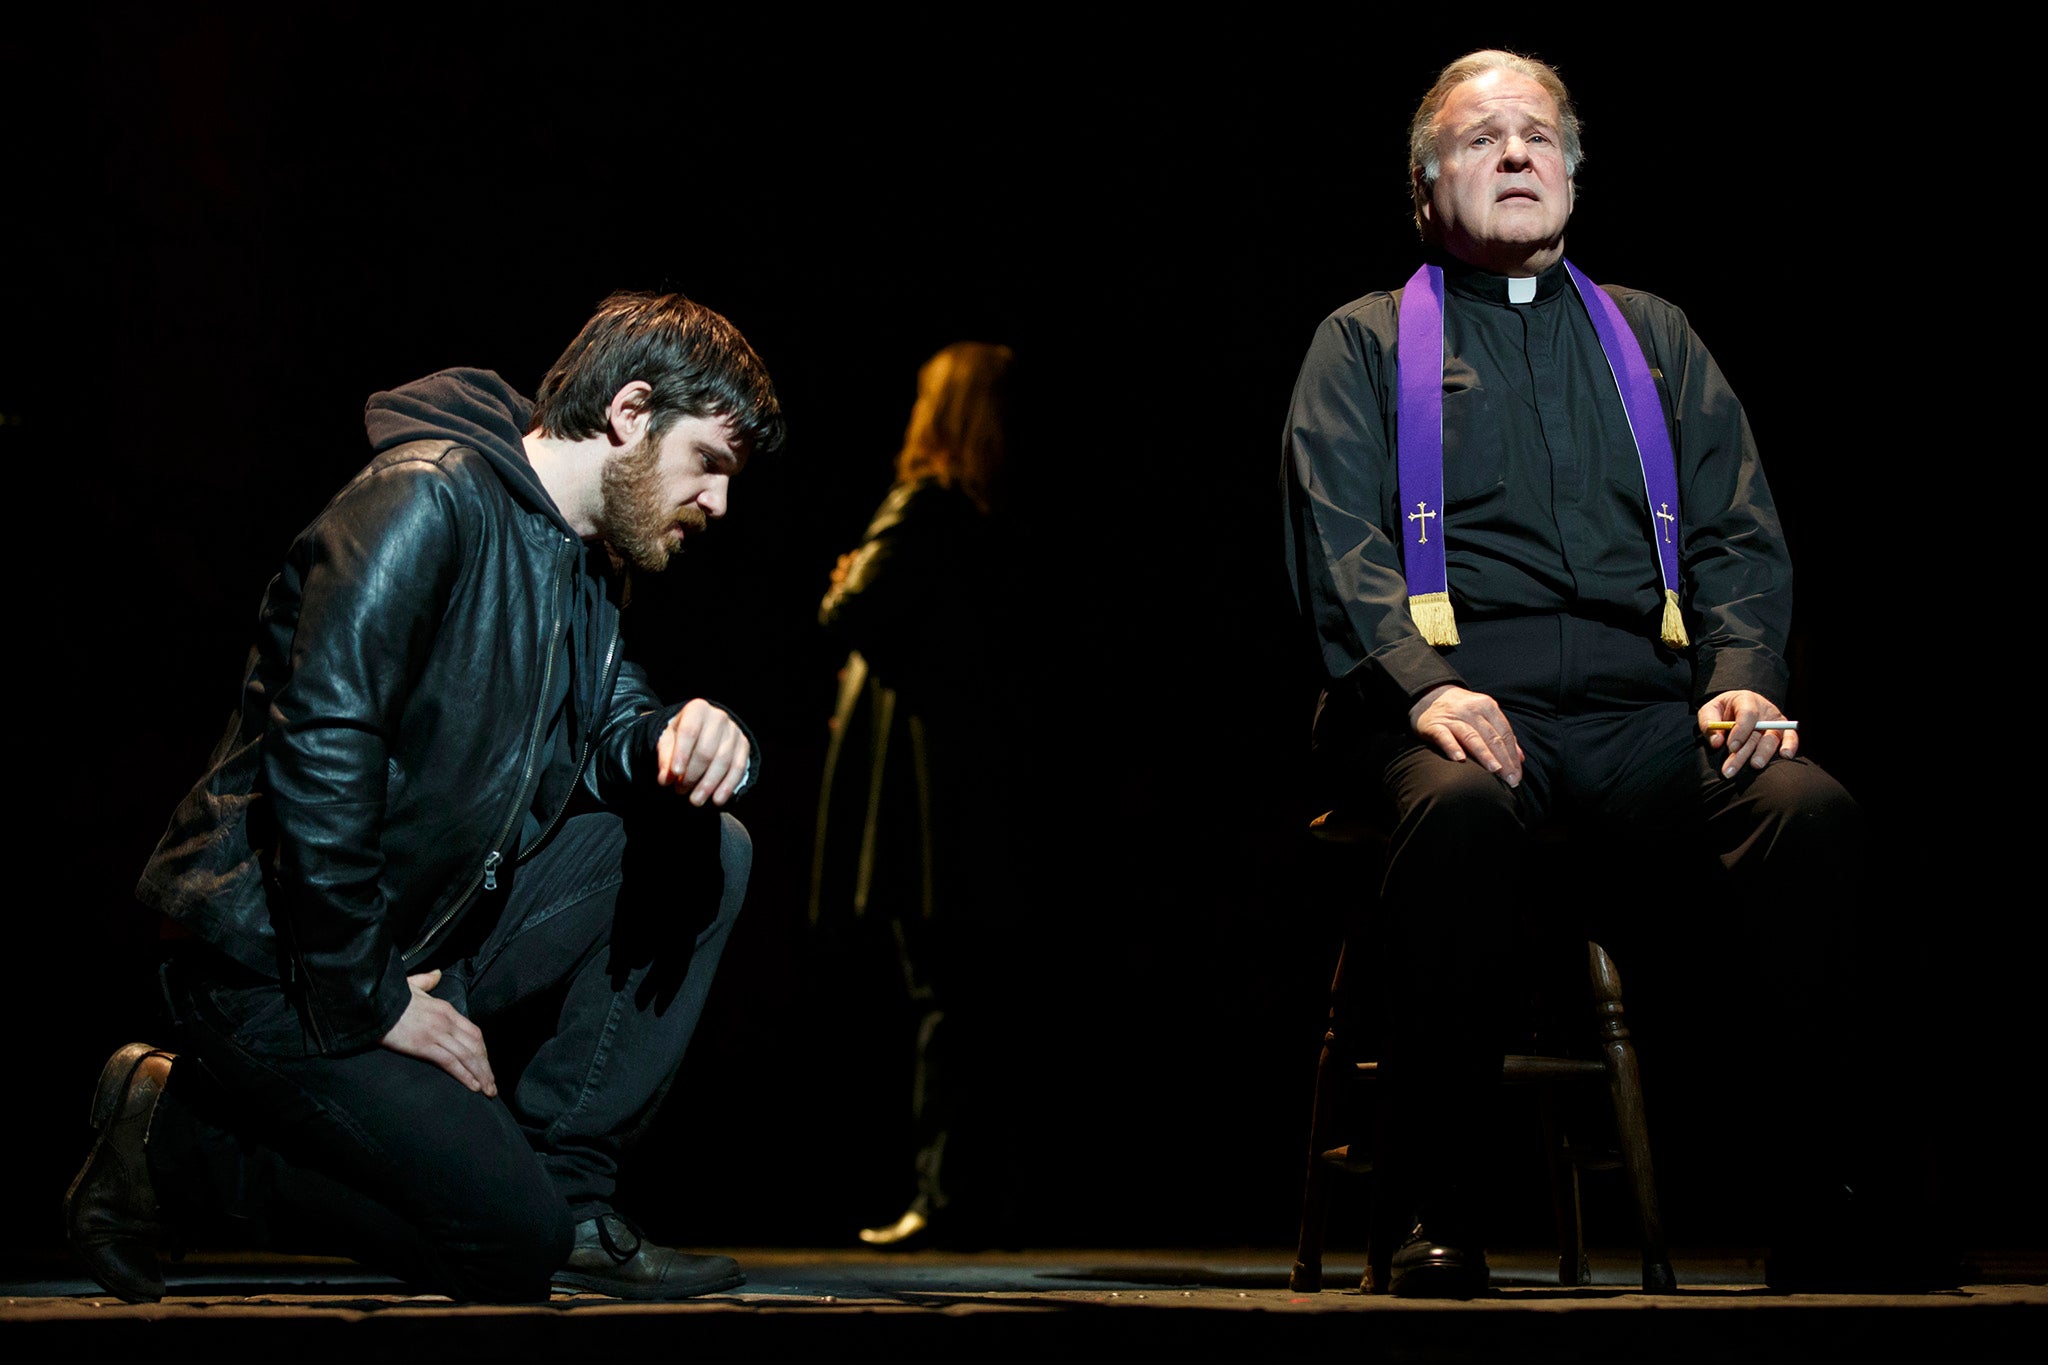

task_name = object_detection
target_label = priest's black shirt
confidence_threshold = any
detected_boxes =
[1281,254,1794,728]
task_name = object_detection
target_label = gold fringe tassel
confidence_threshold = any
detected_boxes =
[1409,592,1460,647]
[1660,588,1689,648]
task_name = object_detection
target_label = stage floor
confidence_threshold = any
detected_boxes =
[5,1245,2043,1363]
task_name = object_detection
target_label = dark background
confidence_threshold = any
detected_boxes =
[5,7,2031,1262]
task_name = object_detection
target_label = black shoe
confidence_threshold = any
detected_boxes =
[553,1212,745,1300]
[1387,1226,1491,1299]
[63,1043,176,1303]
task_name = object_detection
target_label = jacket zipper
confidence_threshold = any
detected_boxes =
[400,538,572,965]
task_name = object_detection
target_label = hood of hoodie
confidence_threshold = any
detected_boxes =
[365,366,628,834]
[362,367,580,539]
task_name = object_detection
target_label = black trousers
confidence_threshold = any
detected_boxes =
[148,805,751,1302]
[1326,615,1868,1247]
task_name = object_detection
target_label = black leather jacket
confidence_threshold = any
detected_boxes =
[137,369,751,1055]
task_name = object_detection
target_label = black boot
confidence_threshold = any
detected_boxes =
[62,1044,176,1303]
[553,1212,745,1300]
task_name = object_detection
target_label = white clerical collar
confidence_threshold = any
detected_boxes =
[1507,275,1537,304]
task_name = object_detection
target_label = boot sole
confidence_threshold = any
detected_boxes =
[552,1270,747,1299]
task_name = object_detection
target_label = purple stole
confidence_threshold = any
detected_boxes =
[1394,261,1689,649]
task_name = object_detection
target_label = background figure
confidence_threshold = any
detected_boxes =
[810,342,1022,1249]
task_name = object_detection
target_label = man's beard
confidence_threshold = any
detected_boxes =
[597,432,708,574]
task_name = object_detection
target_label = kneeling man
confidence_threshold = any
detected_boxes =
[66,290,785,1303]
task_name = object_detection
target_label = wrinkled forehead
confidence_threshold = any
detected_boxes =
[1436,70,1562,142]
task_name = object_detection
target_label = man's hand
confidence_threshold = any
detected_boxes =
[656,698,750,807]
[380,969,496,1096]
[1698,690,1798,778]
[1409,683,1523,788]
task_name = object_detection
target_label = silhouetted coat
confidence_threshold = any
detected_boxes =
[808,478,1006,930]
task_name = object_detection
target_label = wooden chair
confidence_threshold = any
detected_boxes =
[1288,808,1677,1294]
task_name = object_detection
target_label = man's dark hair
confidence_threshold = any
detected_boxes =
[530,291,786,457]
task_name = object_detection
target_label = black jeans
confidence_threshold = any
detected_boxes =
[149,805,751,1302]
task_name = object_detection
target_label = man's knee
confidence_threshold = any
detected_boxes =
[679,812,750,944]
[437,1195,574,1303]
[1748,759,1865,858]
[717,812,752,905]
[1394,754,1523,849]
[610,808,748,947]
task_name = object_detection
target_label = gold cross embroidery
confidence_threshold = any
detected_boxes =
[1407,501,1438,545]
[1654,502,1677,544]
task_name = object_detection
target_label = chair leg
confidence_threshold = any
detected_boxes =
[1539,1085,1590,1285]
[1588,942,1677,1292]
[1289,1025,1341,1293]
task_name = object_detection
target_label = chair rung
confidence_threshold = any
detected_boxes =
[1316,1144,1375,1173]
[1352,1056,1606,1081]
[1502,1056,1607,1080]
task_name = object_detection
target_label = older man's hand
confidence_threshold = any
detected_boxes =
[1698,690,1798,778]
[1409,683,1523,788]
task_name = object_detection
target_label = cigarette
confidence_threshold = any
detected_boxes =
[1702,720,1798,731]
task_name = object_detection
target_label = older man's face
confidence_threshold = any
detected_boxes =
[1420,69,1574,274]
